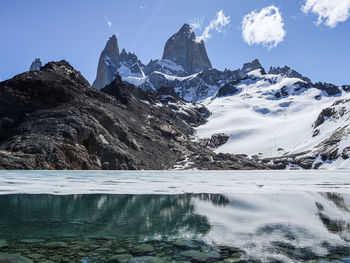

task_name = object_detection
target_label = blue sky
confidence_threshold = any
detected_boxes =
[0,0,349,85]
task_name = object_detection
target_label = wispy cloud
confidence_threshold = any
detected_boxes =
[105,16,112,29]
[241,5,286,50]
[189,17,204,31]
[196,10,230,42]
[140,4,147,10]
[302,0,350,28]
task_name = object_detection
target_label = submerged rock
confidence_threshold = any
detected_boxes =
[180,249,221,262]
[44,241,69,248]
[130,244,155,255]
[19,239,45,244]
[0,254,33,263]
[26,254,44,261]
[174,240,199,250]
[115,248,129,254]
[128,256,164,263]
[108,254,133,263]
[0,239,8,248]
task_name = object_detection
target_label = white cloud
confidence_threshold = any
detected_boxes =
[105,17,112,29]
[196,10,230,42]
[302,0,350,28]
[242,5,286,50]
[189,17,204,31]
[140,4,147,10]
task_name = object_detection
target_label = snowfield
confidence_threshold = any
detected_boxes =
[196,69,349,159]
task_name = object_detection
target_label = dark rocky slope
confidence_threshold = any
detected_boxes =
[0,61,265,170]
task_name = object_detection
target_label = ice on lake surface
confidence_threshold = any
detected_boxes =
[0,170,350,262]
[0,170,350,194]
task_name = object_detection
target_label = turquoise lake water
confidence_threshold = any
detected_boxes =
[0,171,349,263]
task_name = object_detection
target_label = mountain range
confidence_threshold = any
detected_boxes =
[91,23,350,169]
[0,23,349,170]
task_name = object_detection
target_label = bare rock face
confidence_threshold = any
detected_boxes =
[313,82,341,96]
[162,24,212,75]
[92,35,120,90]
[29,58,42,71]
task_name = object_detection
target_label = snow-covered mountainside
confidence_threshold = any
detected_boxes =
[196,69,350,169]
[91,24,350,169]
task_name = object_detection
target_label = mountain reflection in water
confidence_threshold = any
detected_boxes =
[0,193,349,262]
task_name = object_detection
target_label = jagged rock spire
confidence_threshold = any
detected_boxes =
[162,24,212,75]
[92,35,120,90]
[29,58,42,71]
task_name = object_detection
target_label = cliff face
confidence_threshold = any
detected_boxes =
[162,24,212,75]
[0,61,265,170]
[92,35,120,90]
[92,35,145,90]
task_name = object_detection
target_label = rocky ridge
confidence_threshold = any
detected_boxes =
[268,65,311,83]
[92,24,349,106]
[0,61,266,170]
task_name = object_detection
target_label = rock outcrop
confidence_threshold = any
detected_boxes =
[162,24,212,75]
[0,61,266,170]
[208,133,229,149]
[241,59,265,75]
[268,66,311,83]
[217,80,241,97]
[29,58,42,71]
[314,82,341,96]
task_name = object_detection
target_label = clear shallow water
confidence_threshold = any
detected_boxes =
[0,171,350,263]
